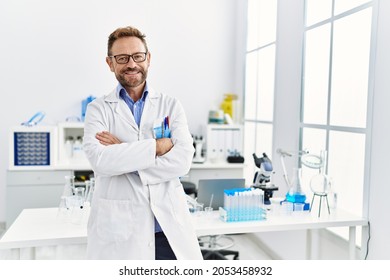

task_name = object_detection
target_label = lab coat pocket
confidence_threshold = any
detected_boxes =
[96,198,134,242]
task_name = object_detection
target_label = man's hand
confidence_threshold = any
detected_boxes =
[96,131,122,146]
[156,138,173,156]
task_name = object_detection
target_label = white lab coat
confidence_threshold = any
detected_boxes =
[83,87,202,260]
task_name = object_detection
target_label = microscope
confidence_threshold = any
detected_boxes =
[192,135,206,163]
[251,153,279,205]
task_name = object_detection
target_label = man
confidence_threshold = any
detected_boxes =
[83,26,202,260]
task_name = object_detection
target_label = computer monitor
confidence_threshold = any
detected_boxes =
[197,178,246,210]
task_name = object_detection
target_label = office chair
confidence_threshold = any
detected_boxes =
[196,178,245,260]
[199,234,239,260]
[181,181,197,197]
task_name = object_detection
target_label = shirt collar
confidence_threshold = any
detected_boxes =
[117,82,149,102]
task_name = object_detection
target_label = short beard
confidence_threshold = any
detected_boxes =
[116,67,148,89]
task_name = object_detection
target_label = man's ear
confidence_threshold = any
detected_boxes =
[106,57,114,72]
[147,52,151,67]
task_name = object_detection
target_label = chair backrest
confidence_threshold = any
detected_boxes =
[197,178,246,210]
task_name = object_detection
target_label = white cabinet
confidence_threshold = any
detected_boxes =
[6,170,72,228]
[206,124,243,163]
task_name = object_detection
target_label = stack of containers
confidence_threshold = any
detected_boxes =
[220,188,266,222]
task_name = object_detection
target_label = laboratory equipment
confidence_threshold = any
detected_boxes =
[72,136,84,159]
[226,151,244,163]
[57,175,75,221]
[277,148,332,216]
[20,111,46,127]
[85,177,95,206]
[285,167,306,203]
[308,150,331,217]
[57,122,89,165]
[192,135,206,163]
[9,125,58,169]
[277,149,312,204]
[208,110,225,124]
[81,95,96,122]
[220,188,266,222]
[251,153,279,205]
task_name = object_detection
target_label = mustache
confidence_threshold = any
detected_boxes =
[122,67,141,73]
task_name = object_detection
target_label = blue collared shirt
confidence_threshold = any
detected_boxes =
[118,82,163,233]
[117,83,148,126]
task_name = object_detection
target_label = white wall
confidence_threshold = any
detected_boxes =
[0,0,246,223]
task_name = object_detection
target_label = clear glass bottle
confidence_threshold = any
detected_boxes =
[62,175,75,196]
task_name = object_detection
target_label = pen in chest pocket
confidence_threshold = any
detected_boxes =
[154,116,170,139]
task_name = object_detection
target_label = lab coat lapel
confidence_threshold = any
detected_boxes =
[105,89,139,131]
[139,88,159,129]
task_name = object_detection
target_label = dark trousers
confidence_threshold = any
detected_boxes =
[155,232,177,260]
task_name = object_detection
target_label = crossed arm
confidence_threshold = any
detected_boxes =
[95,131,173,156]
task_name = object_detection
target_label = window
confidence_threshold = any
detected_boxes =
[244,0,278,183]
[302,0,374,241]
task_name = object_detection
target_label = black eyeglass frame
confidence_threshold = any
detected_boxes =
[109,52,148,64]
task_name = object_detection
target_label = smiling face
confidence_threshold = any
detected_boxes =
[106,36,151,94]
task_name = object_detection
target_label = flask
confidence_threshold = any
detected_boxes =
[57,175,75,221]
[285,168,306,203]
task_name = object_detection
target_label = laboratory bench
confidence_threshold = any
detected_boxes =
[0,207,367,260]
[5,162,244,228]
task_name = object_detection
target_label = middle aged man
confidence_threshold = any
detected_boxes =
[83,26,202,260]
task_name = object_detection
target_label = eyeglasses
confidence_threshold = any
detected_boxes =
[109,52,147,64]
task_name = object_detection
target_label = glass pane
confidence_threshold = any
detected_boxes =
[257,0,277,47]
[256,46,275,121]
[243,122,256,186]
[246,0,277,51]
[255,123,273,161]
[246,0,260,51]
[303,23,331,125]
[306,0,332,26]
[244,52,258,120]
[301,128,327,196]
[335,0,370,15]
[328,131,365,215]
[330,8,372,127]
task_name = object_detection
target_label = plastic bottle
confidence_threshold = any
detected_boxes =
[65,136,74,160]
[72,136,83,159]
